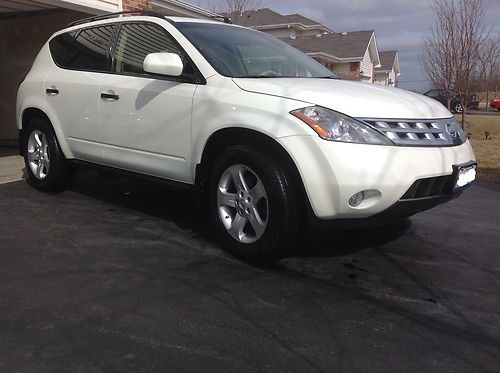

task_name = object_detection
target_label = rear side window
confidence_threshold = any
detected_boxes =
[49,31,77,66]
[113,22,186,75]
[49,25,114,72]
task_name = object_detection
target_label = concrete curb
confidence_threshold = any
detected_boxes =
[0,155,25,184]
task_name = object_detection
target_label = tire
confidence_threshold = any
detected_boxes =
[207,145,298,263]
[23,117,71,192]
[453,103,463,113]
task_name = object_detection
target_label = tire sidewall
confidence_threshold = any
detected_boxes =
[207,145,296,263]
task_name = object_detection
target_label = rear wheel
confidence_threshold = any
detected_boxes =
[453,102,463,113]
[23,117,71,191]
[208,145,298,263]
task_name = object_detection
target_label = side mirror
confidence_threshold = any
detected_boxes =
[143,52,184,77]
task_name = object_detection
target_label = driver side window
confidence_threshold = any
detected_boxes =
[113,22,189,77]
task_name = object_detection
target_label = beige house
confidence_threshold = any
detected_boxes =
[0,0,219,144]
[374,50,400,87]
[224,8,333,39]
[284,31,381,82]
[225,8,382,83]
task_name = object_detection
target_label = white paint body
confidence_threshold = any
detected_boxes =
[17,17,476,220]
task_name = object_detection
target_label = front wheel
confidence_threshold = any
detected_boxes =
[23,117,71,191]
[208,145,298,263]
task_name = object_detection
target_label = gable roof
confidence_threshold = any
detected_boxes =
[224,8,290,27]
[282,31,375,60]
[223,8,333,33]
[284,13,321,26]
[376,50,400,73]
[377,50,397,70]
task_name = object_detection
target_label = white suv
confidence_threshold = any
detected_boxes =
[17,12,476,262]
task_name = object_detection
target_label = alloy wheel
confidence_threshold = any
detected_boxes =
[217,164,268,244]
[27,129,50,180]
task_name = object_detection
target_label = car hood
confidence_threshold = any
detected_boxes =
[232,78,451,119]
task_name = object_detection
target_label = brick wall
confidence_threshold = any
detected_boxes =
[122,0,151,11]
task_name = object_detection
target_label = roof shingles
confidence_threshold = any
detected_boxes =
[282,31,374,60]
[284,13,321,26]
[224,8,291,27]
[377,50,397,71]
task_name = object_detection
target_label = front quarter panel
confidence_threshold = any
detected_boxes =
[190,75,314,179]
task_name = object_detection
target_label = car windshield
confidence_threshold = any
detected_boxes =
[176,22,337,79]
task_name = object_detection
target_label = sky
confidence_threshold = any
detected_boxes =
[189,0,500,92]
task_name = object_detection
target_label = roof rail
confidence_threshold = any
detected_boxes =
[210,15,232,24]
[67,10,165,27]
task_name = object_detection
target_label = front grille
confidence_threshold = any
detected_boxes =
[360,118,464,146]
[401,174,455,199]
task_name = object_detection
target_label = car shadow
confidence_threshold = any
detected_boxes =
[70,169,205,231]
[69,169,411,260]
[292,219,412,258]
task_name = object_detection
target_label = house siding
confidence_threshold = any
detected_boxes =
[331,63,351,80]
[388,69,396,86]
[298,29,325,37]
[374,72,388,85]
[360,47,373,82]
[264,29,298,39]
[374,68,397,86]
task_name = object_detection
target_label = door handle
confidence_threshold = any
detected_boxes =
[101,91,119,101]
[46,86,59,96]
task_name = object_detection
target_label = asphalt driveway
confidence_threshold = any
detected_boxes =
[0,172,499,372]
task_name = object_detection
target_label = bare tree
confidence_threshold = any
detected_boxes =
[421,0,488,125]
[477,35,500,109]
[204,0,261,14]
[222,0,262,14]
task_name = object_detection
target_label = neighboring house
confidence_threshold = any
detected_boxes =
[283,31,381,82]
[224,8,383,83]
[0,0,218,144]
[224,8,333,39]
[374,50,400,87]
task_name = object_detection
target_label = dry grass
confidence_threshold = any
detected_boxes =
[458,114,500,182]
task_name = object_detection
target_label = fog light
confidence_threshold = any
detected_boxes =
[349,191,364,207]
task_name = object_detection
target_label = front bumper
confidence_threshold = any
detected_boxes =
[276,135,476,220]
[307,192,463,229]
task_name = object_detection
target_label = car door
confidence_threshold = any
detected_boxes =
[45,25,115,162]
[98,21,198,183]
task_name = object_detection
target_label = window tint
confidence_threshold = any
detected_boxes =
[114,22,187,76]
[176,22,335,79]
[49,31,77,67]
[49,26,113,72]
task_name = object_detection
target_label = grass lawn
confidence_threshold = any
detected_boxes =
[458,114,500,183]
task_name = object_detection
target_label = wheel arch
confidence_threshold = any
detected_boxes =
[20,108,51,156]
[20,107,71,158]
[196,127,310,217]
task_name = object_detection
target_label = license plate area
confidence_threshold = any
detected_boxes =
[453,162,477,190]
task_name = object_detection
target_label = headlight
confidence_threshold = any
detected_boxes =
[451,118,468,143]
[291,106,393,145]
